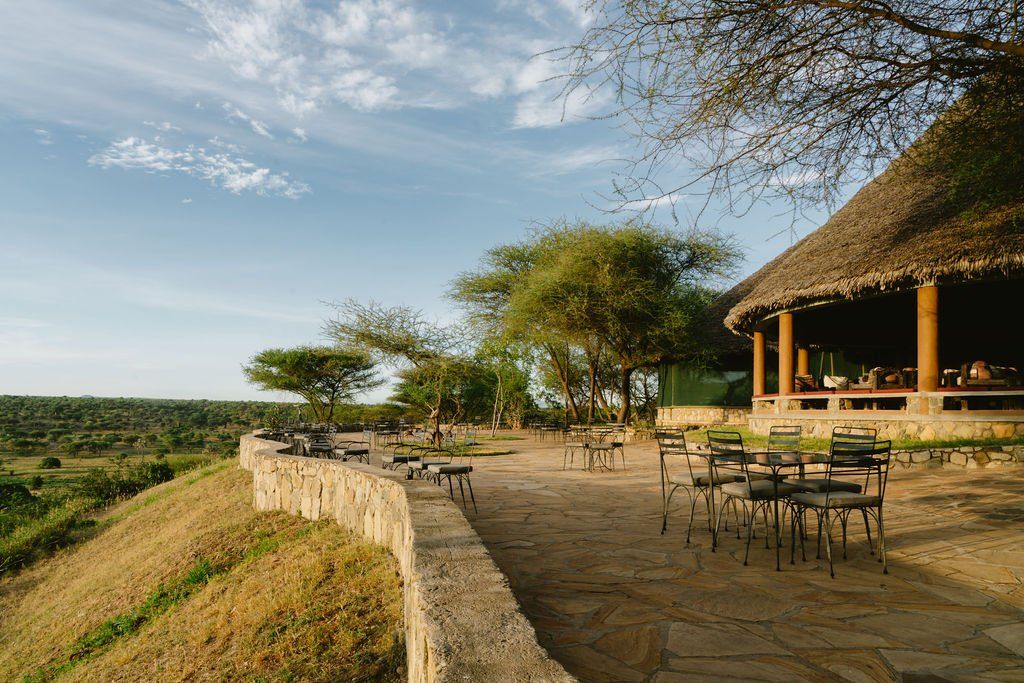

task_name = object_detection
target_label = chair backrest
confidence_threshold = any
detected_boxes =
[768,425,801,453]
[707,430,750,485]
[826,439,892,503]
[656,429,701,483]
[830,426,878,458]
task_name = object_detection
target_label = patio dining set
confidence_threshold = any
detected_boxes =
[657,426,892,577]
[285,424,479,513]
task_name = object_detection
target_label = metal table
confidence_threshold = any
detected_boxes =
[705,450,832,571]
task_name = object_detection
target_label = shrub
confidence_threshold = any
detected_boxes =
[0,499,89,573]
[39,456,62,469]
[0,483,34,510]
[76,459,175,506]
[31,475,44,490]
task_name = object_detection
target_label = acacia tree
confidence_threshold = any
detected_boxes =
[325,301,486,446]
[242,346,382,423]
[510,222,736,423]
[563,1,1024,219]
[456,220,739,424]
[451,239,587,422]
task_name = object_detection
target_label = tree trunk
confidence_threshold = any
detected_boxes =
[616,366,634,424]
[545,344,580,423]
[491,372,502,436]
[586,357,598,425]
[594,377,613,421]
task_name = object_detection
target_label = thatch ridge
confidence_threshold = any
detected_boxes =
[726,93,1024,334]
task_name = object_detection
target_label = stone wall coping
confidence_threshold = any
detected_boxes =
[240,432,573,683]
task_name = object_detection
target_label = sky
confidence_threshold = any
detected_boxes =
[0,0,834,403]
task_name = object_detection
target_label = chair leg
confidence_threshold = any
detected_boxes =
[713,496,731,553]
[815,512,823,559]
[861,508,874,555]
[447,475,455,500]
[685,488,698,544]
[457,476,467,509]
[840,511,849,559]
[465,476,477,514]
[762,507,771,549]
[824,509,835,579]
[743,502,756,566]
[878,506,887,574]
[789,504,796,564]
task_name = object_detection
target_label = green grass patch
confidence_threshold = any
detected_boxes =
[25,558,221,682]
[0,498,93,574]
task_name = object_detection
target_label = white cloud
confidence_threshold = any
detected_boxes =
[620,193,686,212]
[88,136,310,199]
[513,84,609,128]
[181,197,193,204]
[290,127,307,143]
[143,120,182,133]
[34,128,54,145]
[536,145,623,176]
[185,0,596,122]
[223,102,274,138]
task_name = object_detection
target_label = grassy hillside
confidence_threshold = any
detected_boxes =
[0,462,404,682]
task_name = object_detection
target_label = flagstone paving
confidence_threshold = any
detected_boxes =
[463,436,1024,682]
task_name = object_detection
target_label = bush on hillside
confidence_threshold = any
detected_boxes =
[39,457,62,470]
[0,483,35,511]
[77,459,175,506]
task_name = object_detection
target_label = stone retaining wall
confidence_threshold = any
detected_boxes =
[748,409,1024,441]
[239,433,573,683]
[891,445,1024,470]
[657,405,751,426]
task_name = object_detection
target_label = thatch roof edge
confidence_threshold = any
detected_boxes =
[725,253,1024,332]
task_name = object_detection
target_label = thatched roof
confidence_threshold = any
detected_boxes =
[726,89,1024,334]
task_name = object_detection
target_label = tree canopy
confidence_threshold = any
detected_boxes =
[242,346,382,422]
[563,1,1024,219]
[326,301,486,444]
[453,220,739,422]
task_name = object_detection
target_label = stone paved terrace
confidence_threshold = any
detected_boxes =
[459,434,1024,682]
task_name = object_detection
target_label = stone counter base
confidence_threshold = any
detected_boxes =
[239,433,573,683]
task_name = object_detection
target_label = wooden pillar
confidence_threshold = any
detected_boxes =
[917,285,939,392]
[797,346,810,376]
[778,313,794,395]
[753,332,766,396]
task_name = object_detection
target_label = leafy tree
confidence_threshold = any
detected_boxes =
[456,220,738,423]
[242,346,382,423]
[326,301,484,445]
[563,1,1024,218]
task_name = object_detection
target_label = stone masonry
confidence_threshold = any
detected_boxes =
[239,433,573,683]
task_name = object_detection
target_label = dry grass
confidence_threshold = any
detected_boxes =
[0,463,404,682]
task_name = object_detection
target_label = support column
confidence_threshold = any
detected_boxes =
[917,285,939,393]
[797,346,810,376]
[778,313,794,396]
[753,332,766,396]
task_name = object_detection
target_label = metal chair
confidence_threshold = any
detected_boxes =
[381,443,423,471]
[790,439,892,577]
[767,425,802,454]
[331,440,371,464]
[788,427,876,494]
[426,449,477,512]
[709,430,798,565]
[657,429,742,542]
[563,426,589,470]
[587,427,625,471]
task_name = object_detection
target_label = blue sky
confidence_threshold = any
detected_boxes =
[0,0,833,402]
